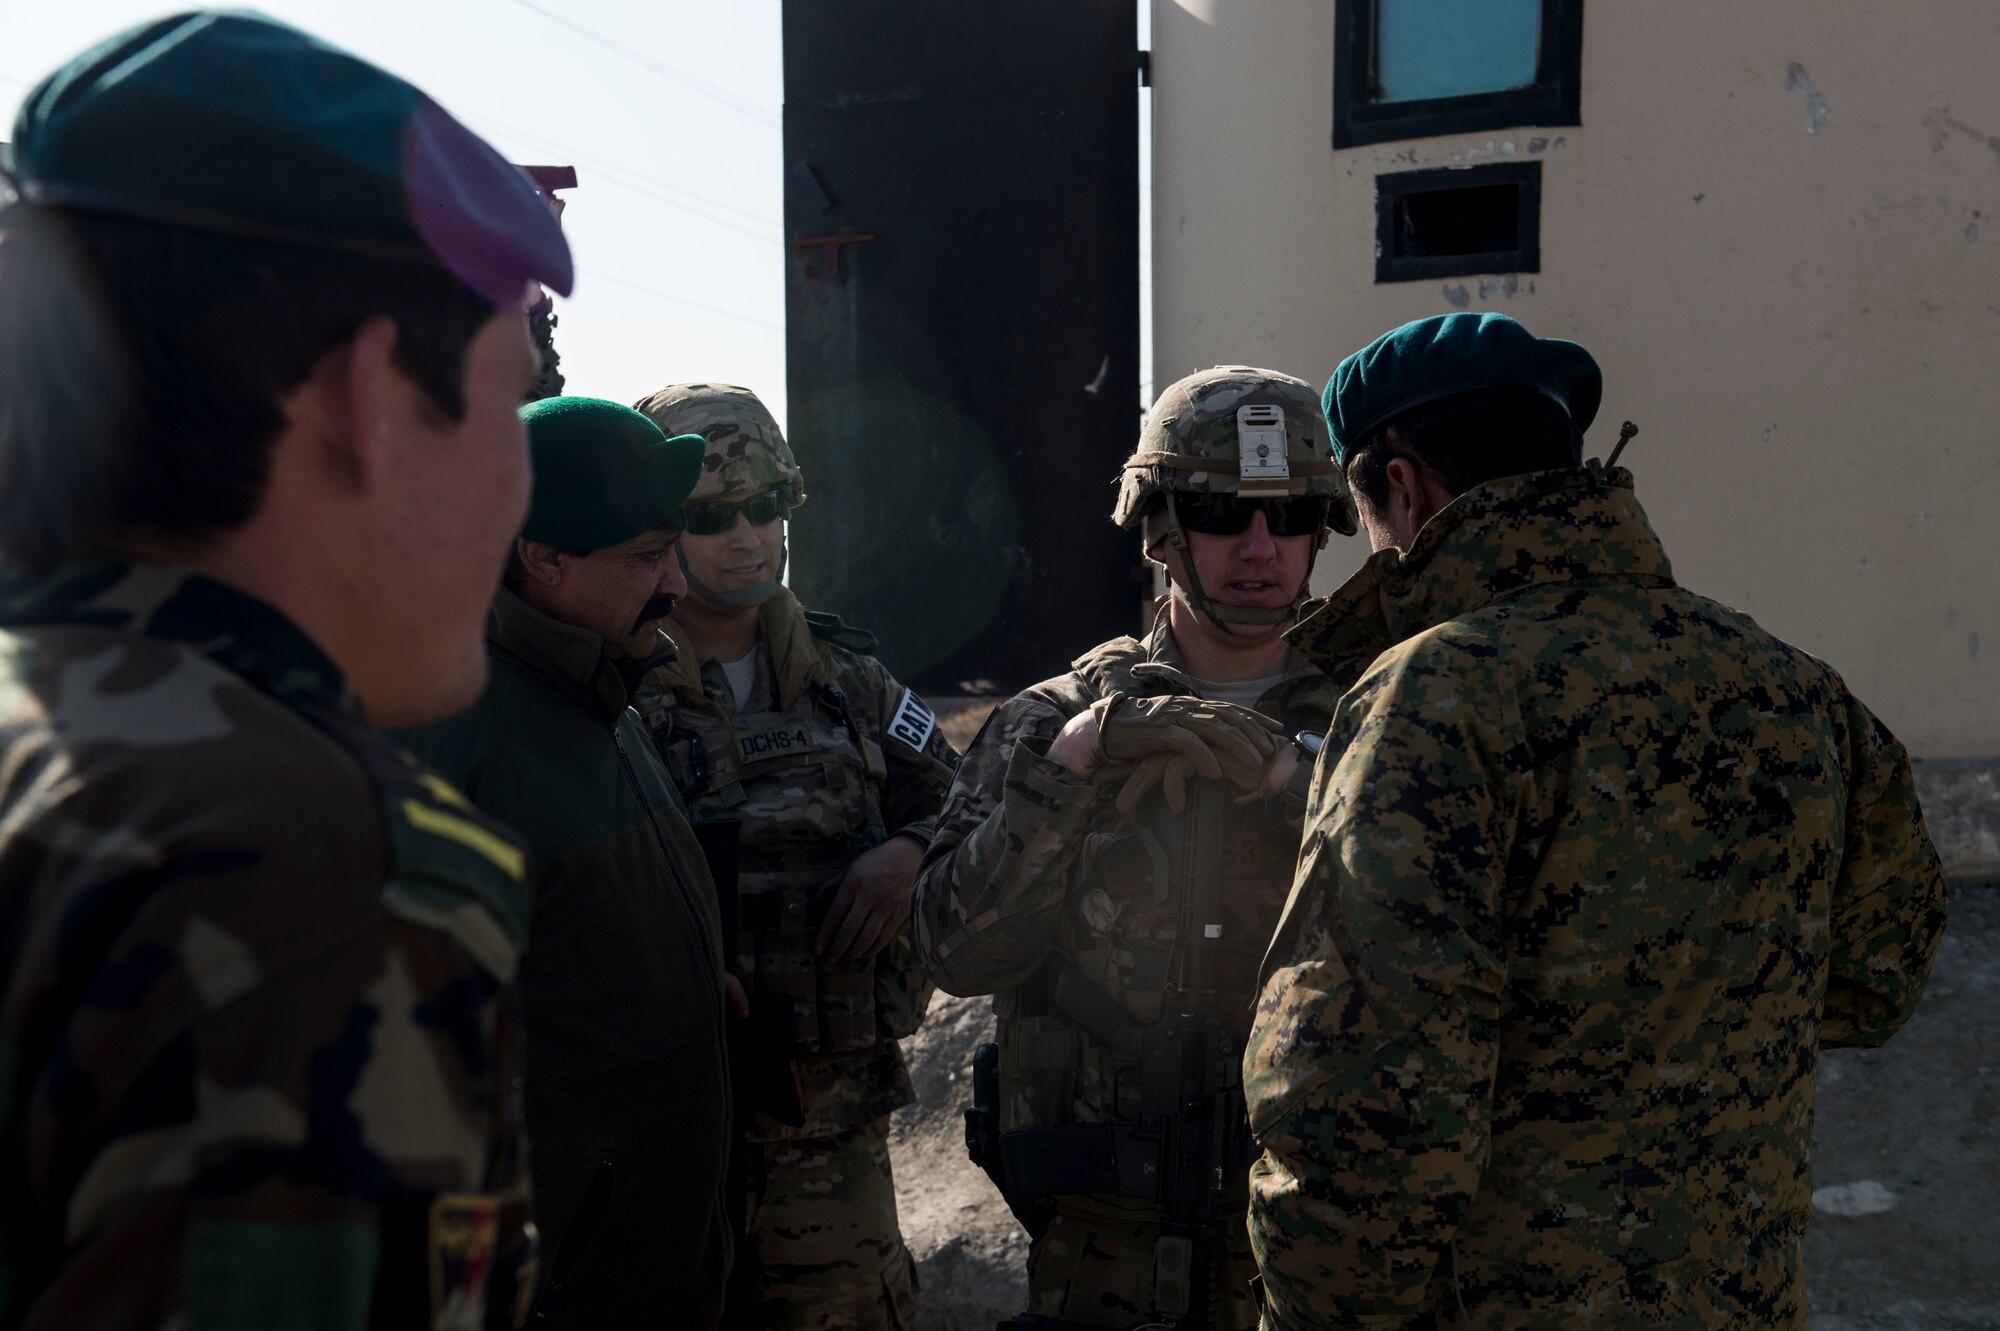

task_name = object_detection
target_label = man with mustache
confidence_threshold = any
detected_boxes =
[398,396,736,1327]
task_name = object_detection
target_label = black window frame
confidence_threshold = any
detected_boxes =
[1375,162,1541,283]
[1333,0,1584,149]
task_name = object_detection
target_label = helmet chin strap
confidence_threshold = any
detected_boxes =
[1157,492,1324,633]
[677,530,789,609]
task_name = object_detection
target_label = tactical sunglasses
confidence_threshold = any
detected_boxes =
[1173,493,1330,538]
[682,489,787,535]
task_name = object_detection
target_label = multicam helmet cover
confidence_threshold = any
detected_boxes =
[1114,365,1357,536]
[631,383,805,508]
[1113,366,1357,628]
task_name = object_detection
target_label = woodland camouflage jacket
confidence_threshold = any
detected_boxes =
[0,563,534,1331]
[1246,467,1948,1331]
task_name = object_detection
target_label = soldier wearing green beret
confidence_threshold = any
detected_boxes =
[0,11,571,1329]
[913,367,1360,1329]
[629,384,961,1330]
[397,397,739,1328]
[1245,312,1949,1329]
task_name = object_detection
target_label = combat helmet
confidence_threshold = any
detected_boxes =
[632,382,802,606]
[1114,365,1358,627]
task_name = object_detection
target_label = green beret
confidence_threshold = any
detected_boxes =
[5,11,572,305]
[521,398,703,551]
[1322,312,1602,466]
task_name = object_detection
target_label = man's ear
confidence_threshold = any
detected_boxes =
[308,314,402,495]
[1410,462,1460,537]
[515,537,565,586]
[1382,456,1422,532]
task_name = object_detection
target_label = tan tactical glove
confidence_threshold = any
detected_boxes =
[1087,693,1289,814]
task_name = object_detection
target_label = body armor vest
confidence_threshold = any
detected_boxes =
[993,638,1314,1144]
[656,654,927,1056]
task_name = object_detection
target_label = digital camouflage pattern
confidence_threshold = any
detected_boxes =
[636,587,955,1328]
[1113,365,1356,533]
[1247,467,1949,1330]
[739,1118,919,1331]
[912,617,1341,1328]
[0,562,535,1331]
[631,383,805,507]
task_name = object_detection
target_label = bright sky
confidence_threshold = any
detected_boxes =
[2,1,1154,430]
[1,0,794,420]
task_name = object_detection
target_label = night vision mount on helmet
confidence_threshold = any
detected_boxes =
[1113,366,1358,628]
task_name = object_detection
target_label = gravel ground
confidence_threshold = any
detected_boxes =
[889,886,2000,1330]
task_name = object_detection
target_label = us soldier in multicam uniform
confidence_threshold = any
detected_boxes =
[631,384,958,1330]
[0,12,571,1329]
[912,367,1359,1329]
[1246,313,1950,1330]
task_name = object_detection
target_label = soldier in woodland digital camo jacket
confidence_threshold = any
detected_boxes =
[912,367,1360,1329]
[1246,313,1948,1331]
[632,384,959,1330]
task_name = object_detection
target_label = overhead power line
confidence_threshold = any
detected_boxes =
[503,0,783,131]
[458,110,782,245]
[576,267,784,333]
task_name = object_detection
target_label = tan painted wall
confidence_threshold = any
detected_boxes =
[1152,0,2000,758]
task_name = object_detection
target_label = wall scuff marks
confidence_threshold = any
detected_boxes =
[1785,62,1830,133]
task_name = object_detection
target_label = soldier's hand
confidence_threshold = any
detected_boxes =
[1097,693,1283,770]
[816,833,926,961]
[1048,709,1106,778]
[1245,742,1302,803]
[1094,752,1202,814]
[1088,694,1292,811]
[722,972,750,1020]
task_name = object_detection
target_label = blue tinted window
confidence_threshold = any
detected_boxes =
[1375,0,1540,103]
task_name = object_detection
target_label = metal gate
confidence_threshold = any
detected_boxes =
[783,0,1141,695]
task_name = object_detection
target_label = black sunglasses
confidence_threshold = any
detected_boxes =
[682,489,787,535]
[1173,493,1330,538]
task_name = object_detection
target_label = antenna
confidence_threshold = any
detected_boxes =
[1605,421,1639,470]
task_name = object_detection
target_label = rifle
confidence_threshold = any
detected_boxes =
[967,782,1251,1329]
[692,816,806,1127]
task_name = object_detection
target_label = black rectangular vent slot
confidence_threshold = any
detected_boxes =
[1375,162,1540,283]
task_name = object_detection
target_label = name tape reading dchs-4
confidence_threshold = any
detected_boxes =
[886,689,937,754]
[733,721,817,767]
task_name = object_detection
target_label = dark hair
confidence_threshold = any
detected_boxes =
[1346,385,1584,510]
[0,204,499,571]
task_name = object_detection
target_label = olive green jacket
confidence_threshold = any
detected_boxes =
[398,589,731,1328]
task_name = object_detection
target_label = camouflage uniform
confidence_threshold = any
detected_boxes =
[911,366,1357,1330]
[0,563,535,1330]
[632,383,957,1330]
[915,620,1337,1328]
[1246,467,1950,1330]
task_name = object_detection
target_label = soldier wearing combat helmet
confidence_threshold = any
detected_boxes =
[910,367,1356,1329]
[631,383,959,1330]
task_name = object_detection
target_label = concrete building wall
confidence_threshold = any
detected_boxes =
[1150,0,2000,766]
